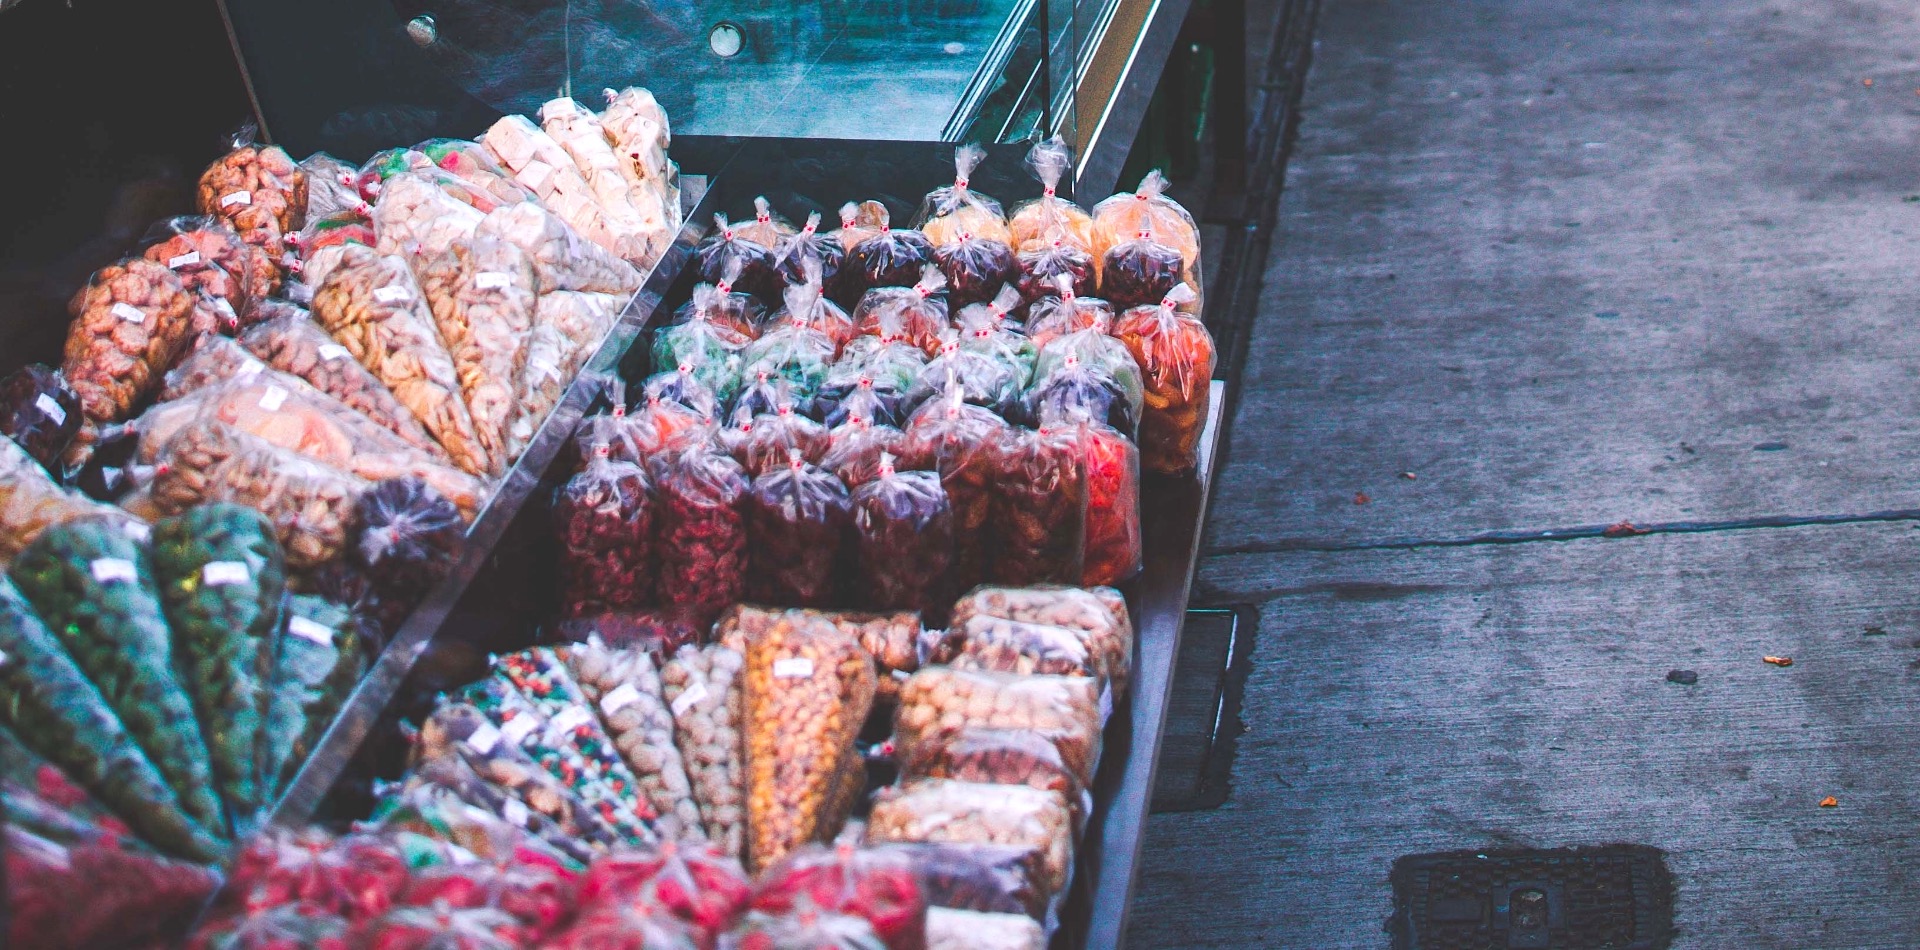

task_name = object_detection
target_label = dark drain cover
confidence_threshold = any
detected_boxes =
[1389,845,1674,950]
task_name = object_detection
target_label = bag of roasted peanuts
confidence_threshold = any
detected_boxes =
[147,421,370,569]
[661,642,749,860]
[561,637,705,843]
[60,258,198,431]
[418,236,539,474]
[867,779,1075,901]
[948,584,1133,699]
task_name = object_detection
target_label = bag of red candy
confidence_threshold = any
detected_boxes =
[849,452,954,614]
[188,898,353,950]
[555,434,657,617]
[988,423,1086,585]
[845,205,936,299]
[774,211,848,302]
[7,824,223,950]
[215,829,413,924]
[1023,273,1113,349]
[696,212,782,305]
[752,844,928,950]
[726,401,831,477]
[398,857,578,940]
[1059,415,1141,586]
[574,842,753,944]
[821,410,909,489]
[614,398,716,464]
[546,903,703,950]
[651,445,751,621]
[356,902,530,950]
[898,386,1010,609]
[1113,283,1214,474]
[853,265,950,355]
[744,449,853,607]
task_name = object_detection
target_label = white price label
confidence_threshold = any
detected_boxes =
[548,705,592,735]
[220,190,252,208]
[372,285,413,304]
[167,251,202,269]
[90,558,137,584]
[202,561,251,586]
[235,360,264,380]
[121,522,150,542]
[33,393,65,425]
[502,799,530,827]
[317,343,351,362]
[772,657,815,679]
[520,162,555,191]
[258,385,289,411]
[0,648,8,667]
[464,722,502,754]
[600,682,642,716]
[288,616,335,644]
[214,297,237,318]
[110,302,146,323]
[669,680,709,717]
[891,669,912,682]
[500,713,540,747]
[475,272,512,290]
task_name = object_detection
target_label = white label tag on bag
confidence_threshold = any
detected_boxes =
[317,343,351,362]
[202,561,251,586]
[773,657,814,679]
[235,360,264,380]
[90,558,137,584]
[548,705,592,735]
[465,722,502,754]
[475,272,512,290]
[258,386,289,411]
[500,714,540,747]
[502,799,530,827]
[670,680,710,717]
[288,616,335,644]
[214,297,237,318]
[33,393,64,425]
[110,302,146,323]
[372,285,412,304]
[121,522,150,542]
[600,682,642,716]
[220,190,252,208]
[167,251,202,269]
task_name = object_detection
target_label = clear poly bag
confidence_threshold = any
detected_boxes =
[846,207,937,299]
[351,475,464,609]
[954,286,1037,386]
[299,152,371,223]
[1098,222,1189,312]
[894,669,1102,789]
[1090,169,1202,292]
[1007,137,1094,253]
[196,137,307,240]
[356,903,528,950]
[1013,238,1096,308]
[986,424,1085,586]
[413,138,542,209]
[572,843,751,946]
[601,86,675,195]
[561,638,705,842]
[641,363,724,422]
[616,396,717,463]
[654,311,751,406]
[541,96,673,267]
[871,842,1048,921]
[815,342,928,430]
[866,779,1074,900]
[726,404,830,478]
[408,702,627,855]
[60,257,198,429]
[311,244,490,475]
[820,413,909,490]
[918,144,1010,247]
[744,450,852,607]
[849,454,953,615]
[417,235,539,474]
[651,446,750,621]
[396,858,576,941]
[237,307,446,459]
[897,388,1009,610]
[738,195,796,249]
[944,613,1104,684]
[1022,274,1113,349]
[0,363,81,472]
[1030,328,1145,432]
[948,585,1132,702]
[1113,284,1214,474]
[660,642,749,860]
[263,593,368,795]
[1043,413,1143,588]
[933,230,1018,310]
[697,212,782,304]
[775,211,848,301]
[474,200,642,296]
[729,370,803,428]
[536,289,627,379]
[752,844,929,950]
[141,215,271,324]
[737,607,877,871]
[925,908,1045,950]
[554,441,657,617]
[480,114,621,255]
[510,323,570,455]
[148,421,369,569]
[727,906,891,950]
[549,903,705,950]
[0,438,135,568]
[774,258,857,350]
[853,265,949,355]
[908,333,1024,418]
[371,171,486,261]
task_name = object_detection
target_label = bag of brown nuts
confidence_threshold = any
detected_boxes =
[141,216,274,328]
[418,236,538,475]
[148,421,370,569]
[60,258,198,431]
[867,778,1075,900]
[738,608,876,871]
[986,424,1085,587]
[237,309,445,460]
[474,200,642,296]
[561,637,706,844]
[310,245,490,475]
[893,668,1102,790]
[948,585,1133,702]
[661,641,748,861]
[943,614,1104,685]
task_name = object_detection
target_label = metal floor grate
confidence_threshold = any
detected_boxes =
[1390,846,1675,950]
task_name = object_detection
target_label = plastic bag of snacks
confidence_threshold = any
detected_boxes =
[728,906,891,949]
[300,152,371,222]
[1114,284,1214,472]
[8,517,226,834]
[418,236,539,474]
[729,370,801,427]
[739,195,796,250]
[397,859,575,941]
[196,136,307,243]
[555,440,656,617]
[736,607,877,870]
[910,334,1024,418]
[480,115,616,247]
[548,903,704,950]
[641,363,724,423]
[538,289,628,378]
[1007,137,1094,253]
[149,422,369,569]
[697,212,782,304]
[933,229,1018,310]
[894,669,1102,788]
[954,287,1037,383]
[1055,414,1142,587]
[295,214,378,269]
[151,503,285,831]
[897,389,1007,608]
[867,779,1074,899]
[237,310,446,457]
[1013,237,1096,308]
[775,211,847,298]
[142,215,271,322]
[830,200,888,255]
[357,903,529,950]
[853,265,949,355]
[0,439,136,568]
[0,575,224,861]
[213,827,409,923]
[1031,327,1145,432]
[389,753,598,867]
[1022,356,1134,441]
[615,396,716,463]
[263,594,367,793]
[0,364,81,471]
[475,200,643,295]
[10,824,225,950]
[510,324,571,454]
[1091,169,1202,290]
[654,310,751,405]
[727,404,831,477]
[740,310,838,397]
[925,907,1045,950]
[352,476,465,609]
[61,257,197,429]
[987,421,1084,585]
[660,642,749,859]
[775,258,858,349]
[949,585,1131,695]
[1023,273,1112,349]
[820,412,909,490]
[918,144,1010,246]
[541,97,673,266]
[773,609,924,704]
[1099,220,1189,311]
[849,454,953,614]
[871,842,1048,921]
[601,86,674,190]
[744,450,852,607]
[815,348,926,430]
[372,171,486,260]
[311,245,490,474]
[846,206,937,298]
[753,844,928,950]
[652,446,750,621]
[943,612,1104,685]
[415,138,542,209]
[561,638,705,841]
[674,263,767,342]
[409,703,628,854]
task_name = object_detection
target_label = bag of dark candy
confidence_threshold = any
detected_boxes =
[917,143,1010,247]
[354,477,465,613]
[0,364,81,472]
[934,229,1018,310]
[730,370,809,428]
[744,449,852,607]
[555,439,656,617]
[845,205,936,299]
[1030,327,1145,434]
[775,210,848,302]
[897,386,1009,608]
[908,333,1024,418]
[695,212,782,304]
[820,411,909,490]
[651,446,751,621]
[987,424,1086,586]
[1090,169,1202,300]
[726,402,831,478]
[954,286,1037,387]
[853,265,950,355]
[672,261,767,342]
[1098,219,1190,311]
[774,257,857,351]
[849,453,954,614]
[813,340,927,430]
[1012,236,1097,308]
[1022,353,1136,438]
[639,362,724,422]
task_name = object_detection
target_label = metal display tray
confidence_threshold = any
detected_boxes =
[268,153,1221,950]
